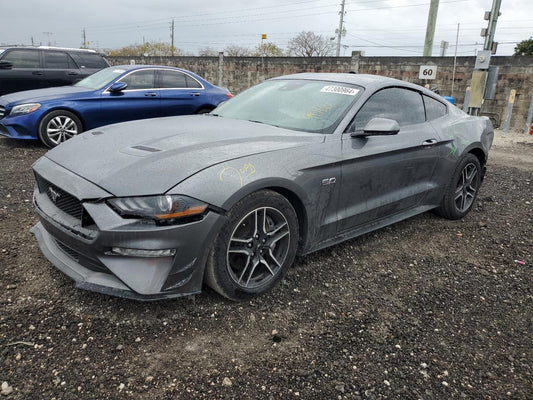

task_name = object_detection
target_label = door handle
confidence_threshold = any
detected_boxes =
[67,72,79,76]
[422,139,438,146]
[191,92,201,97]
[32,71,43,76]
[144,92,157,97]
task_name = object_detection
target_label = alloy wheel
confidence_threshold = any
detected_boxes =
[226,207,290,289]
[454,162,479,213]
[46,115,79,145]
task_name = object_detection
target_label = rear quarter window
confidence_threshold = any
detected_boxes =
[70,53,108,69]
[424,95,448,121]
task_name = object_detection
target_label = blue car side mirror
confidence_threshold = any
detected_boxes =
[109,81,127,93]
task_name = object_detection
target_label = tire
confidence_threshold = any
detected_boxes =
[435,153,481,220]
[205,190,299,301]
[38,110,83,148]
[195,108,212,114]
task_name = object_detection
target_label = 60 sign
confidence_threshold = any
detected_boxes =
[419,65,437,80]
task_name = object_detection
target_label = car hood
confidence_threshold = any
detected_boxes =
[0,86,92,104]
[44,115,324,197]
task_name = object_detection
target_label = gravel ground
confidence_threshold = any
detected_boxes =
[0,130,531,399]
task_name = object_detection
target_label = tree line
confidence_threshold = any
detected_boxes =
[108,32,336,57]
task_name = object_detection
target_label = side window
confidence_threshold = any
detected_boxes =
[185,75,202,88]
[159,70,187,88]
[71,53,108,69]
[119,70,155,90]
[44,51,73,69]
[423,95,447,121]
[2,50,40,68]
[350,87,425,131]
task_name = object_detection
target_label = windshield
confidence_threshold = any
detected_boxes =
[74,67,126,89]
[214,79,363,134]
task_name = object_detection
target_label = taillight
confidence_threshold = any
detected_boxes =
[226,93,233,99]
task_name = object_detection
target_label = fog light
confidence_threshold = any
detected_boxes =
[110,247,176,257]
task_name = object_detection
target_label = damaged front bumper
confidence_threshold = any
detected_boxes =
[31,157,225,301]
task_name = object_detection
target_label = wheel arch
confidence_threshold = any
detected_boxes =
[38,107,86,132]
[195,104,215,114]
[216,179,311,255]
[468,146,487,167]
[266,186,308,255]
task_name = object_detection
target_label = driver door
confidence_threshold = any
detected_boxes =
[337,87,442,232]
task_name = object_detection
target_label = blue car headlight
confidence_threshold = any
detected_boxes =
[10,103,41,116]
[107,195,208,223]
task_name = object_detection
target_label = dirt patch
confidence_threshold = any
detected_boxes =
[0,131,531,399]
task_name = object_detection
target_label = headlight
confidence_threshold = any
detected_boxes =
[107,195,208,223]
[10,103,41,116]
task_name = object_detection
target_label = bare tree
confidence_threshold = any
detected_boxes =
[253,42,284,57]
[199,47,219,56]
[108,42,182,57]
[287,31,335,57]
[223,45,252,56]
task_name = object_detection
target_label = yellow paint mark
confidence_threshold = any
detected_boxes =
[219,163,257,187]
[509,89,516,104]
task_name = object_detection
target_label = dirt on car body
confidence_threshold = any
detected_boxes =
[0,131,531,399]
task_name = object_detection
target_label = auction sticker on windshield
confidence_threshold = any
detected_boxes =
[320,86,359,96]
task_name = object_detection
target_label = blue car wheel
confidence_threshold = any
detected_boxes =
[38,110,83,148]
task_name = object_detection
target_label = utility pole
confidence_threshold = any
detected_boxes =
[170,19,175,56]
[451,23,460,98]
[42,32,53,47]
[482,0,502,53]
[335,0,346,57]
[82,28,87,49]
[423,0,439,56]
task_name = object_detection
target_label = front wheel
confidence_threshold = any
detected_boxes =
[38,110,83,148]
[205,190,299,301]
[435,153,481,220]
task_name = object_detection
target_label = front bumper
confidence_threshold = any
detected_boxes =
[31,157,225,300]
[0,112,40,140]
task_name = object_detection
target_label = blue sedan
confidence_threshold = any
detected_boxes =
[0,65,232,147]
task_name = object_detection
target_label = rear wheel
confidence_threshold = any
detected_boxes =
[38,110,83,148]
[205,190,299,301]
[435,153,481,220]
[195,108,212,114]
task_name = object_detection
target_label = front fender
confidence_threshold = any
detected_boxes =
[168,157,311,212]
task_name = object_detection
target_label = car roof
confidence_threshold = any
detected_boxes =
[0,46,99,54]
[272,72,434,95]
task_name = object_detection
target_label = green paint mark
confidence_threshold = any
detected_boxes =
[447,146,458,157]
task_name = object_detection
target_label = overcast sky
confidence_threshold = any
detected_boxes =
[1,0,531,56]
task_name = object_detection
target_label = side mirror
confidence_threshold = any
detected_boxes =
[351,117,400,137]
[108,81,127,93]
[0,61,13,70]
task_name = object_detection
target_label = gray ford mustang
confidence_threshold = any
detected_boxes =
[31,73,493,301]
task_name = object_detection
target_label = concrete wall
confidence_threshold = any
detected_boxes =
[108,54,533,131]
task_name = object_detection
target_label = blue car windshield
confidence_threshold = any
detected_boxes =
[74,67,127,90]
[214,79,363,134]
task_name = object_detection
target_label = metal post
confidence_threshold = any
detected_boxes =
[218,52,224,88]
[524,94,533,134]
[503,89,516,135]
[484,0,502,51]
[463,87,471,112]
[423,0,440,56]
[336,0,346,57]
[170,19,175,56]
[451,23,459,98]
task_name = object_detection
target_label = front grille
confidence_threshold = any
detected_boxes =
[55,240,108,273]
[56,240,80,261]
[0,105,5,119]
[36,175,83,220]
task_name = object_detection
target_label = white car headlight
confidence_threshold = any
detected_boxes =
[10,103,41,116]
